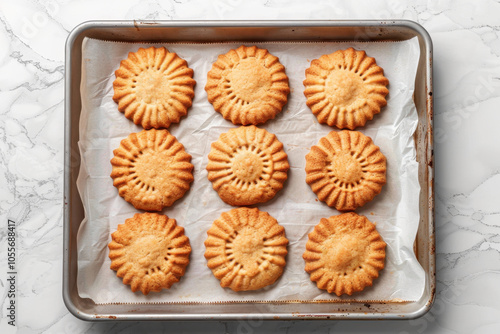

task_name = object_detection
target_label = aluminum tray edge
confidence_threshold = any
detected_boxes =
[63,19,434,321]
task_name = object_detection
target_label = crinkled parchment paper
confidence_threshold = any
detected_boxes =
[76,37,425,304]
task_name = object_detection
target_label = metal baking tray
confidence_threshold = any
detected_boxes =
[64,20,434,321]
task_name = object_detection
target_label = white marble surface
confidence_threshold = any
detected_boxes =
[1,0,500,333]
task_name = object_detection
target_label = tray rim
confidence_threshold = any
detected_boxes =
[63,19,434,321]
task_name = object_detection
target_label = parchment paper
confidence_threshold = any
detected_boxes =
[76,37,425,304]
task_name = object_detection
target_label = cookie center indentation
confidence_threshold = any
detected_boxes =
[128,234,165,269]
[328,153,364,185]
[324,234,366,272]
[134,70,171,104]
[228,58,272,103]
[133,149,173,188]
[325,70,364,107]
[231,146,271,184]
[231,227,265,277]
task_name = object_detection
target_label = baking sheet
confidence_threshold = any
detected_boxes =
[76,37,425,304]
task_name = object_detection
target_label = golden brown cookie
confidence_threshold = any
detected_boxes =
[205,45,290,125]
[113,46,195,129]
[303,212,386,296]
[108,212,191,295]
[303,48,389,130]
[204,207,288,291]
[110,129,194,211]
[206,125,289,206]
[305,130,386,211]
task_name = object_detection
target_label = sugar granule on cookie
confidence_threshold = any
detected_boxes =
[113,46,196,129]
[303,212,386,296]
[303,47,389,130]
[206,125,289,206]
[305,130,386,211]
[110,129,194,211]
[204,207,288,291]
[108,212,191,295]
[205,45,290,125]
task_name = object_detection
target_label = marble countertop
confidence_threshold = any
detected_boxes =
[1,0,500,333]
